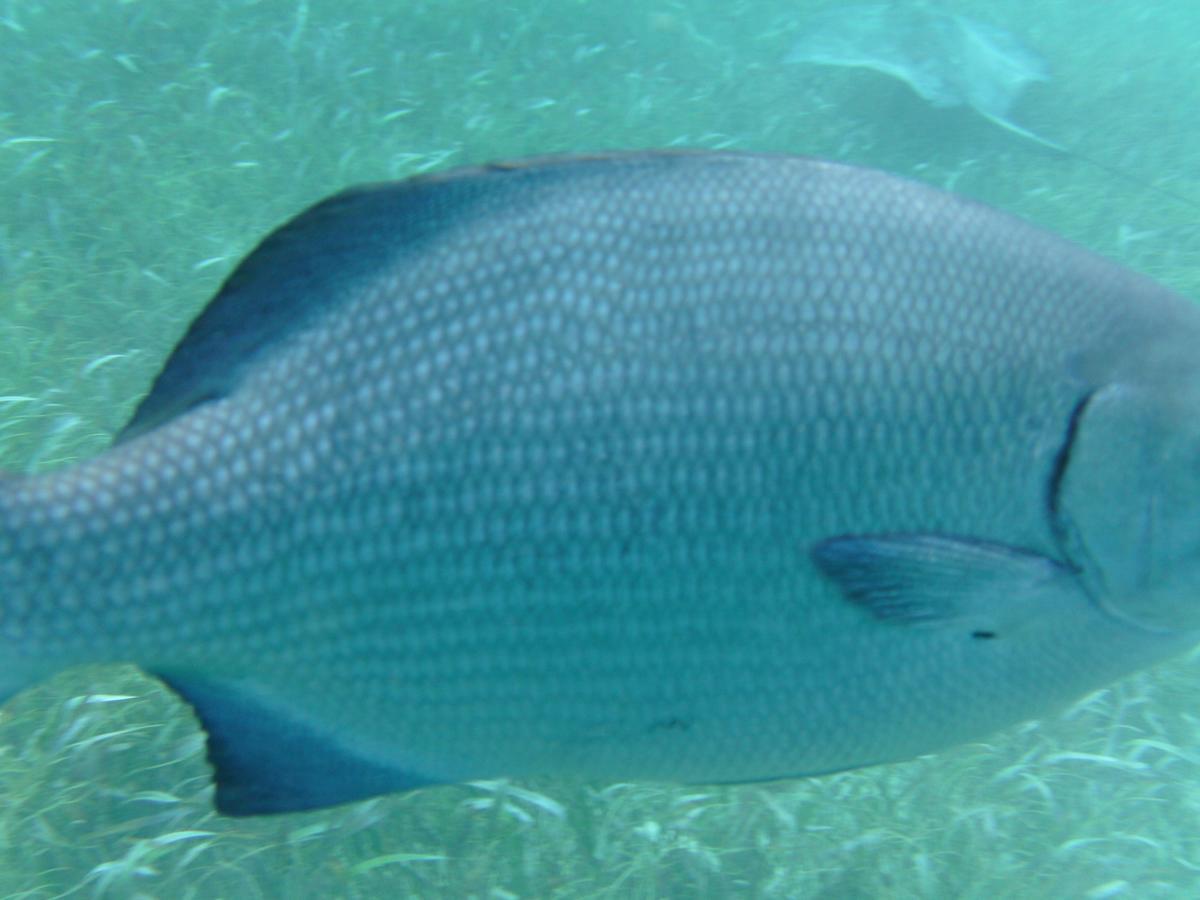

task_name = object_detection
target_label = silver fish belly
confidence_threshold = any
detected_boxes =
[2,151,1199,815]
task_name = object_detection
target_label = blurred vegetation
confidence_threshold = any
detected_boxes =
[1,0,1199,896]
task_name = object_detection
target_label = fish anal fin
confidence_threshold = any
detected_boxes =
[154,672,435,815]
[812,533,1078,638]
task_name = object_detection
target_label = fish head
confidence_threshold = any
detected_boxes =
[1060,348,1200,634]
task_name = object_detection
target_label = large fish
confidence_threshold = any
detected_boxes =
[3,151,1199,816]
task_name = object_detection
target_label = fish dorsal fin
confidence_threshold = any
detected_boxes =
[116,182,438,443]
[116,150,808,444]
[115,152,709,444]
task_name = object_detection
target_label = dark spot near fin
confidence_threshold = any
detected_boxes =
[971,630,997,640]
[648,717,691,733]
[155,671,435,816]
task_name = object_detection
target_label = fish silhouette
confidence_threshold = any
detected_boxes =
[2,151,1198,815]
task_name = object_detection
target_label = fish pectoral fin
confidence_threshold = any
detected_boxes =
[812,533,1078,637]
[154,671,437,816]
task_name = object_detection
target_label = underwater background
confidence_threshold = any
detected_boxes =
[1,0,1198,896]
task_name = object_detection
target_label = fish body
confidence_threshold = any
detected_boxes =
[3,151,1199,815]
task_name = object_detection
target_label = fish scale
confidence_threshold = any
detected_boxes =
[2,150,1199,815]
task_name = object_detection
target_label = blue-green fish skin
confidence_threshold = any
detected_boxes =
[2,151,1199,815]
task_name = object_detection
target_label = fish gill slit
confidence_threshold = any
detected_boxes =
[1044,389,1096,570]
